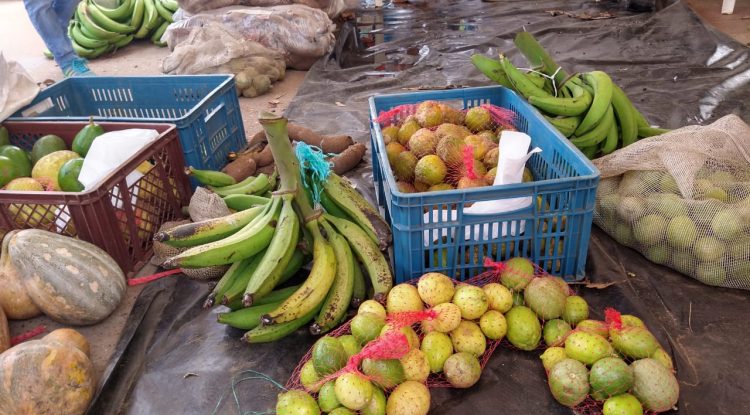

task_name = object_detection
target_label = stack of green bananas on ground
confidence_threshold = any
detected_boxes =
[157,129,394,344]
[471,32,669,159]
[68,0,177,59]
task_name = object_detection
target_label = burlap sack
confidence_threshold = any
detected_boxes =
[152,220,229,281]
[593,115,750,289]
[189,187,231,222]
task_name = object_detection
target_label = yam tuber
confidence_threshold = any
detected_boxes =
[287,124,354,154]
[330,143,367,175]
[256,163,276,176]
[222,155,257,182]
[253,145,274,167]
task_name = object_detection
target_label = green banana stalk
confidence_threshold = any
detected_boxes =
[154,0,174,23]
[241,195,300,306]
[571,105,615,148]
[638,126,671,138]
[112,34,134,48]
[499,55,552,99]
[71,40,95,58]
[254,284,302,307]
[225,253,306,310]
[217,301,282,330]
[610,85,638,148]
[350,259,366,308]
[529,83,592,116]
[186,166,236,187]
[323,172,392,250]
[324,214,392,302]
[210,174,269,197]
[151,20,169,46]
[544,115,581,137]
[222,251,266,307]
[470,54,514,89]
[204,257,252,308]
[161,0,179,12]
[134,0,158,38]
[77,1,121,40]
[525,72,547,89]
[276,249,308,286]
[600,119,620,156]
[575,71,614,136]
[162,197,280,268]
[155,205,265,247]
[93,0,133,21]
[71,22,108,49]
[87,0,135,34]
[242,303,321,344]
[318,190,353,221]
[130,0,145,30]
[514,32,570,86]
[310,221,355,335]
[223,194,271,211]
[580,145,598,159]
[260,221,336,325]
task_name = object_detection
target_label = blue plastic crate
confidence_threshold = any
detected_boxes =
[369,86,600,283]
[11,75,245,186]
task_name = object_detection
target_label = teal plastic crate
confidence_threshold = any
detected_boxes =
[11,75,245,187]
[369,86,600,283]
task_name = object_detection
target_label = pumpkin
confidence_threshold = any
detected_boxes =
[0,306,9,353]
[0,230,42,320]
[0,329,95,415]
[8,229,126,326]
[43,328,91,357]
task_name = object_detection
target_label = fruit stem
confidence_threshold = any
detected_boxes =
[259,112,315,219]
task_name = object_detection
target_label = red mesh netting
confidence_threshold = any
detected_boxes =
[376,103,517,131]
[572,396,657,415]
[285,270,505,392]
[284,259,665,415]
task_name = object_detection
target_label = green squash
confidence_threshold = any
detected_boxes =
[0,145,33,177]
[8,229,126,325]
[0,156,19,187]
[31,134,67,165]
[58,158,85,192]
[0,329,95,414]
[71,117,104,157]
[0,230,42,320]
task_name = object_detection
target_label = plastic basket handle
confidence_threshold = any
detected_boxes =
[204,102,226,124]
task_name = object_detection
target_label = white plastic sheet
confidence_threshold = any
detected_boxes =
[0,53,39,122]
[423,131,542,245]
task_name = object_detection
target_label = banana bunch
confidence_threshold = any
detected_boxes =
[471,33,670,159]
[68,0,177,59]
[157,135,393,343]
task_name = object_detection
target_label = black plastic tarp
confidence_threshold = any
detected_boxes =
[89,1,750,414]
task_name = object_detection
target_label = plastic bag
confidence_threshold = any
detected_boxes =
[593,114,750,289]
[164,5,335,70]
[176,0,357,18]
[0,53,39,122]
[161,23,286,96]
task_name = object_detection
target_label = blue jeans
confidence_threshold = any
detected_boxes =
[23,0,79,67]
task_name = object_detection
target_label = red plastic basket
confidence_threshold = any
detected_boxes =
[0,121,191,278]
[285,271,504,391]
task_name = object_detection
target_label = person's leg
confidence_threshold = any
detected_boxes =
[52,0,79,29]
[23,0,76,67]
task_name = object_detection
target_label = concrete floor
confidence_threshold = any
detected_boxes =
[0,0,748,388]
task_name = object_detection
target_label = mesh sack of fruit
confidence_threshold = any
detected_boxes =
[592,114,750,289]
[537,308,678,415]
[377,101,523,192]
[282,270,516,415]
